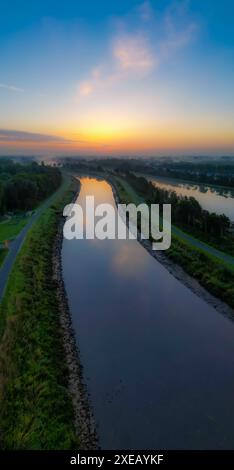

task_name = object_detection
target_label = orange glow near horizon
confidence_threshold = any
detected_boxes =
[1,1,234,157]
[1,117,234,156]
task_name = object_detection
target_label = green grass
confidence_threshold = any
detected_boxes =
[170,226,234,270]
[0,215,31,243]
[167,238,234,308]
[0,248,8,267]
[114,176,234,266]
[113,176,234,310]
[115,176,144,205]
[0,181,79,449]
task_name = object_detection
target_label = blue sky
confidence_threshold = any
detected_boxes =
[0,0,234,156]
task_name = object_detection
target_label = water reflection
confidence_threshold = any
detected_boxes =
[148,177,234,221]
[62,177,234,449]
[111,244,149,279]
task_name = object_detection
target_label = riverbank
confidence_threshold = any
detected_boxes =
[53,178,98,449]
[142,172,234,196]
[140,173,234,194]
[109,177,234,320]
[0,176,97,449]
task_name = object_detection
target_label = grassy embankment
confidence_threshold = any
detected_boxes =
[113,176,234,310]
[0,177,79,449]
[0,215,31,244]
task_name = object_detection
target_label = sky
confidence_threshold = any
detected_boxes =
[0,0,234,157]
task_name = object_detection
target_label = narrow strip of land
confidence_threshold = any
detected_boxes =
[115,176,234,269]
[0,174,70,300]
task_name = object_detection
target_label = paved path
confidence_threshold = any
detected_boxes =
[0,175,70,300]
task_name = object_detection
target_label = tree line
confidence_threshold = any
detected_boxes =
[148,162,234,188]
[0,160,61,214]
[124,172,231,239]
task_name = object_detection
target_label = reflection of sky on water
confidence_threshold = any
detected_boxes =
[149,177,234,221]
[62,177,234,450]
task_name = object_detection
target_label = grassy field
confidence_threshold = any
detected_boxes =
[0,180,79,449]
[0,215,31,243]
[113,176,234,310]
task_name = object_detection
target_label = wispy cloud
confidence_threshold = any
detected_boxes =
[77,1,199,98]
[0,83,24,93]
[0,129,72,143]
[78,33,155,97]
[160,1,198,60]
[159,22,197,60]
[79,75,96,97]
[113,34,155,73]
[0,83,48,97]
[137,1,154,22]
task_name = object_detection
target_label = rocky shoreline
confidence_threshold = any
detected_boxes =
[52,179,98,450]
[110,178,234,321]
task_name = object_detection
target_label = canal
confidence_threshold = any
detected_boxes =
[62,176,234,449]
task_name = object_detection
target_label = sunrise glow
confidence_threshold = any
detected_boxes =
[0,1,234,156]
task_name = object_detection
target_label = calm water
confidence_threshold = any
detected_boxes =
[147,176,234,221]
[62,177,234,449]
